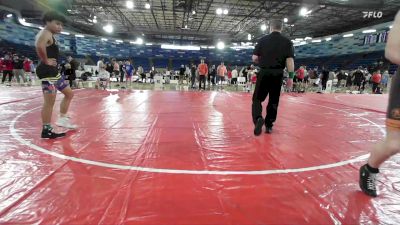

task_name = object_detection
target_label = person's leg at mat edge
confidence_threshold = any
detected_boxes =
[360,10,400,197]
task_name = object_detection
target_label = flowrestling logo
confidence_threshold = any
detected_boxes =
[363,11,383,19]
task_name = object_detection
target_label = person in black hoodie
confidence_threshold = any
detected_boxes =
[208,65,216,85]
[13,54,26,84]
[320,67,329,92]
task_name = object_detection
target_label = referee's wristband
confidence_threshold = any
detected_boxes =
[288,72,295,79]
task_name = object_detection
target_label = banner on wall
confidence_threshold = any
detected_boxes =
[363,31,388,45]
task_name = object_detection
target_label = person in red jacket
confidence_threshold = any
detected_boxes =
[1,54,13,85]
[296,66,305,92]
[371,70,382,94]
[197,59,208,90]
[0,57,3,74]
[23,58,32,85]
[23,57,31,73]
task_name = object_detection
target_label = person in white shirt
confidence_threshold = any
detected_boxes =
[97,58,104,74]
[231,66,238,84]
[96,64,110,89]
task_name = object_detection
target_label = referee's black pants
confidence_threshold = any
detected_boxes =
[252,69,283,128]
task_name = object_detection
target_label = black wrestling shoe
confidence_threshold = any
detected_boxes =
[41,129,66,139]
[254,117,264,136]
[265,126,273,134]
[359,164,378,197]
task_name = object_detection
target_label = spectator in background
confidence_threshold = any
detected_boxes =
[296,66,305,92]
[13,54,25,85]
[2,54,13,85]
[371,70,382,94]
[231,66,238,85]
[64,63,74,87]
[190,64,197,89]
[336,70,345,88]
[353,67,365,92]
[23,58,32,85]
[346,71,353,88]
[0,57,3,81]
[381,70,390,89]
[124,60,134,87]
[150,66,155,84]
[217,62,227,86]
[96,63,110,89]
[179,65,185,85]
[319,66,329,93]
[66,56,79,88]
[112,59,120,83]
[119,61,125,86]
[106,62,113,75]
[209,65,216,85]
[227,67,232,85]
[198,59,208,90]
[96,58,104,74]
[138,65,145,83]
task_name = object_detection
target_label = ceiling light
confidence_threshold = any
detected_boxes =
[343,33,353,37]
[75,34,85,38]
[116,40,123,43]
[146,43,153,46]
[300,7,312,16]
[93,19,97,23]
[6,14,12,18]
[247,34,252,41]
[291,24,295,27]
[126,1,134,9]
[304,37,312,40]
[217,41,225,50]
[283,18,288,23]
[61,31,70,35]
[261,24,267,31]
[325,37,332,41]
[311,39,321,43]
[101,38,108,41]
[103,24,113,33]
[136,37,144,45]
[185,25,188,29]
[389,25,393,29]
[67,9,72,12]
[18,18,30,26]
[362,29,376,33]
[300,7,307,16]
[216,8,223,15]
[94,16,97,19]
[38,26,44,30]
[223,9,228,15]
[192,10,196,15]
[145,3,151,9]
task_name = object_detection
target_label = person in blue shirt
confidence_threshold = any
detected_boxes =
[124,60,134,87]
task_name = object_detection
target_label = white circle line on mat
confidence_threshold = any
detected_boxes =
[10,98,384,175]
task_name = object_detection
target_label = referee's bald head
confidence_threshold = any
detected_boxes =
[270,19,283,31]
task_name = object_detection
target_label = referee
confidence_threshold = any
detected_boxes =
[252,19,295,135]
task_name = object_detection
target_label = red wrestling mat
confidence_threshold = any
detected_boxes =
[1,87,399,225]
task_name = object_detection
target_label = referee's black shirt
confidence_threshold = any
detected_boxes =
[253,31,294,70]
